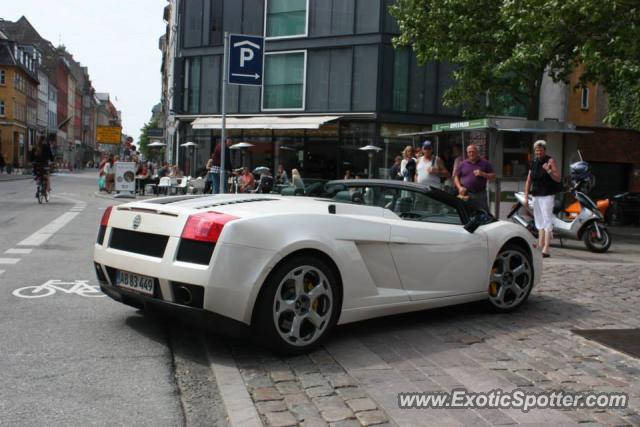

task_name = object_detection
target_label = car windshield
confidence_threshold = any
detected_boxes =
[330,184,462,225]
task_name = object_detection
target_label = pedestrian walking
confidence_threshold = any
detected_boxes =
[210,138,232,194]
[104,156,115,193]
[524,140,562,258]
[415,140,448,187]
[454,144,496,211]
[204,157,214,194]
[0,151,5,174]
[389,155,403,180]
[400,146,416,182]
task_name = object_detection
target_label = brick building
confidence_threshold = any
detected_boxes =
[0,36,39,168]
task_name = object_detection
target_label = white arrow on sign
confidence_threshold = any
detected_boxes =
[231,73,261,80]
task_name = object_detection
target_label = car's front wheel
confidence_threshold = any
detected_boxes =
[253,256,340,354]
[487,245,533,311]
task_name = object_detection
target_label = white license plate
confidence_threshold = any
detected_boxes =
[115,270,154,295]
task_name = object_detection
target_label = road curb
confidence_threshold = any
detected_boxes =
[0,175,32,182]
[205,339,263,427]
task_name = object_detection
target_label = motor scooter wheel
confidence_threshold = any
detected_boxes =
[583,223,611,253]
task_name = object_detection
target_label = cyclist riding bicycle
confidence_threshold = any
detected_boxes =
[30,137,54,194]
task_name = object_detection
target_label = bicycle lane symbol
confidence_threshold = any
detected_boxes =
[12,280,105,299]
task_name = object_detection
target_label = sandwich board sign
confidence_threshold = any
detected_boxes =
[115,162,136,193]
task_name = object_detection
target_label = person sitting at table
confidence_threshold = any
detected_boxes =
[275,164,289,185]
[170,165,184,178]
[239,167,255,193]
[136,163,154,195]
[291,168,304,189]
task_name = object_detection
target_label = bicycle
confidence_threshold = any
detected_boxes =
[33,165,50,204]
[13,280,104,298]
[35,174,48,204]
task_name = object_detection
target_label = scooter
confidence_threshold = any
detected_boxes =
[564,197,610,221]
[507,160,612,253]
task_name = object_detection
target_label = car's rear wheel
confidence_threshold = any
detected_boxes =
[253,256,340,354]
[487,245,533,311]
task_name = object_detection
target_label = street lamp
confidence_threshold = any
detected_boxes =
[358,145,382,178]
[230,142,255,169]
[180,141,198,177]
[148,141,166,165]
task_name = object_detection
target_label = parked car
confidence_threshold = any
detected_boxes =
[93,180,541,354]
[607,192,640,225]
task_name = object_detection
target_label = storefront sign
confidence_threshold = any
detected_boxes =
[97,126,122,144]
[115,162,136,193]
[432,118,489,132]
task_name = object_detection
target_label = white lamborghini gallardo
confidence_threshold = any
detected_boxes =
[94,180,541,353]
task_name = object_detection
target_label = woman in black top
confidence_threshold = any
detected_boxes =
[524,140,561,257]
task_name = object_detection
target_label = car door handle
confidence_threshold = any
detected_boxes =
[390,236,409,244]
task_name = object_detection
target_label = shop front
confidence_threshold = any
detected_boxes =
[0,124,28,169]
[176,115,387,181]
[394,117,591,217]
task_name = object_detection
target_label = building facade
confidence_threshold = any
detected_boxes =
[0,38,39,168]
[0,16,118,168]
[163,0,463,179]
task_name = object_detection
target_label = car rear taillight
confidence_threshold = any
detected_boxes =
[101,206,113,227]
[181,212,239,243]
[97,206,113,245]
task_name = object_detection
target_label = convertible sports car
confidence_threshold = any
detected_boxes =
[94,180,541,353]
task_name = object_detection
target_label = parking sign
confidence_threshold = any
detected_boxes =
[228,34,264,86]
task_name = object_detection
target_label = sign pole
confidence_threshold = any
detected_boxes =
[220,32,229,194]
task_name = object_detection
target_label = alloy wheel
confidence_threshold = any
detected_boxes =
[272,265,333,347]
[488,249,532,309]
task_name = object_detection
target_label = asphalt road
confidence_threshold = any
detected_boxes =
[0,172,227,426]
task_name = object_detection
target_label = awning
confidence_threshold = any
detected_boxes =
[191,115,341,130]
[497,128,593,134]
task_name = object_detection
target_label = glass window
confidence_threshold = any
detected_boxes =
[0,70,5,85]
[331,185,461,224]
[581,87,590,110]
[392,48,409,111]
[263,51,306,110]
[393,190,462,224]
[266,0,308,38]
[188,57,201,114]
[183,0,204,47]
[0,100,5,116]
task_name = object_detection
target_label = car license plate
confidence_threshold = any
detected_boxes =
[115,270,154,295]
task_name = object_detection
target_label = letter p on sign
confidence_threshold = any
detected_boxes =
[240,48,254,67]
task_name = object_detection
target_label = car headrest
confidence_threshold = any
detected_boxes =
[334,191,352,202]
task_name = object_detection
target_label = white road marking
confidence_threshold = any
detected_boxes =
[12,280,104,298]
[0,258,21,265]
[0,270,5,275]
[5,248,33,255]
[17,211,80,247]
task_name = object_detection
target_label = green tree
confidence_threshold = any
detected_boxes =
[138,118,159,160]
[390,0,640,127]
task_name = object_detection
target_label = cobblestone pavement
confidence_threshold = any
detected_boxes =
[227,232,640,426]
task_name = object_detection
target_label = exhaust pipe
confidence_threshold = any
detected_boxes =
[174,285,193,306]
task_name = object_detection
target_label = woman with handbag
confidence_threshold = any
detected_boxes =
[524,140,562,258]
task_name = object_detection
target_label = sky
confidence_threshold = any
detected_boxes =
[1,0,166,140]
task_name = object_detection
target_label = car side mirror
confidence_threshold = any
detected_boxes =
[464,211,491,233]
